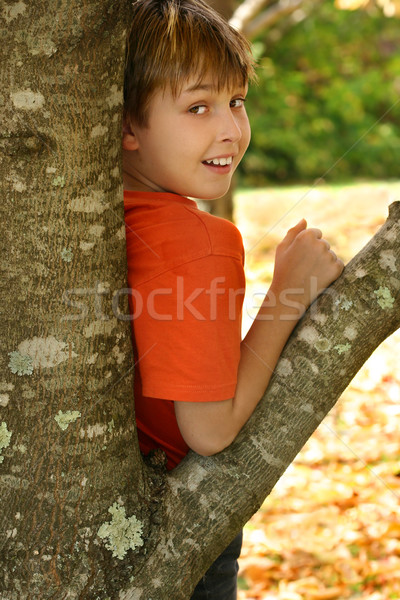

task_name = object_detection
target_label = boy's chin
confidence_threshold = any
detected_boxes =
[195,188,232,202]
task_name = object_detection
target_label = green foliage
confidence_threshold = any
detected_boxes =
[239,1,400,185]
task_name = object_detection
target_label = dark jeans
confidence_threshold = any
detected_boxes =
[190,531,243,600]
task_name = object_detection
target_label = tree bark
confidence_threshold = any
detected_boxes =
[1,2,153,597]
[1,2,400,599]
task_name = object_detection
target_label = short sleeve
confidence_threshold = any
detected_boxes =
[132,254,245,402]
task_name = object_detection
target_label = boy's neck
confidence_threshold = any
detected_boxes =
[123,169,158,193]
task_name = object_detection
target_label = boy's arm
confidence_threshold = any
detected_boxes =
[174,219,344,456]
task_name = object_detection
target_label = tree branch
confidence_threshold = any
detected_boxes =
[230,0,305,38]
[230,0,271,31]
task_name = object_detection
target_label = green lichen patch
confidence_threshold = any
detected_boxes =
[52,175,65,188]
[60,247,73,262]
[97,503,144,560]
[374,286,395,310]
[0,422,12,463]
[8,351,34,376]
[334,343,352,355]
[334,296,353,311]
[54,410,81,431]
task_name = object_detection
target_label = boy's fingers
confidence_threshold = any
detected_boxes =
[306,227,323,239]
[296,227,323,241]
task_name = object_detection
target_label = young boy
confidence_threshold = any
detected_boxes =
[123,1,344,598]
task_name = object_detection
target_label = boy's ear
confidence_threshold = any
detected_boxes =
[122,120,139,151]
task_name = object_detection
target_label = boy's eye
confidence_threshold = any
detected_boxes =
[189,105,207,115]
[230,97,246,109]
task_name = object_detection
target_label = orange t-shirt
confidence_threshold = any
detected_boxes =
[124,191,245,469]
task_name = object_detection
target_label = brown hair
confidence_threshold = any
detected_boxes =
[124,0,255,127]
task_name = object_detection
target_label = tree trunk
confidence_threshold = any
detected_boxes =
[1,2,399,599]
[1,2,152,597]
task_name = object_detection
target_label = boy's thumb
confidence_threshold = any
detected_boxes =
[285,218,307,239]
[294,218,307,229]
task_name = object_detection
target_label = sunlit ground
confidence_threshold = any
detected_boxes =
[234,181,400,600]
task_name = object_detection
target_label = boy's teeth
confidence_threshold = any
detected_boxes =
[205,157,232,166]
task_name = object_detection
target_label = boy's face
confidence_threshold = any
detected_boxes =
[122,74,251,200]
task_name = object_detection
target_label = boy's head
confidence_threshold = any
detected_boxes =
[124,0,255,128]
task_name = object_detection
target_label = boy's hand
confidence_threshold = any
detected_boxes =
[269,218,344,315]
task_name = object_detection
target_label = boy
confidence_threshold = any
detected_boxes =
[123,1,344,598]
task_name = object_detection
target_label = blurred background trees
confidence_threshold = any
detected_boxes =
[209,0,399,218]
[238,0,400,186]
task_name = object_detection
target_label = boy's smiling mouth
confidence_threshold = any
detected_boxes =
[203,156,233,166]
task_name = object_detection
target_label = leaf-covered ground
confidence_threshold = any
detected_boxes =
[235,182,400,600]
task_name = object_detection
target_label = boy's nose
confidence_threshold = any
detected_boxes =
[218,110,242,144]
